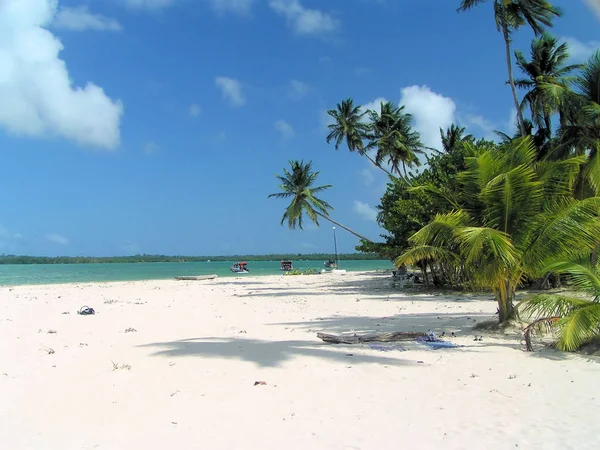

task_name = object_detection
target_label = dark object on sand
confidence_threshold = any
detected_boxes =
[254,381,267,386]
[317,331,426,344]
[78,306,95,316]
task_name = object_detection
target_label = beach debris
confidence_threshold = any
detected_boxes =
[124,328,137,333]
[345,353,354,357]
[78,306,95,316]
[317,331,426,344]
[41,347,55,355]
[47,329,57,334]
[169,362,176,367]
[254,381,267,386]
[61,311,70,315]
[111,361,131,371]
[508,374,517,379]
[473,335,483,341]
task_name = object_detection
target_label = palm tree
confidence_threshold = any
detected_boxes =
[440,125,474,154]
[519,260,600,351]
[326,99,391,176]
[268,160,373,242]
[395,137,600,322]
[366,102,426,177]
[458,0,562,137]
[514,33,581,135]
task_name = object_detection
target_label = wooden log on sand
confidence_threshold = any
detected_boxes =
[316,331,427,344]
[174,274,218,281]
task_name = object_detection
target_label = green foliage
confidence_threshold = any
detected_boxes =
[395,137,600,322]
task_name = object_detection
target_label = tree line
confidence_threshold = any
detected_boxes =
[0,253,381,265]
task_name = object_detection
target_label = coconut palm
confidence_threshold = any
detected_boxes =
[541,52,600,197]
[395,137,600,322]
[366,102,426,177]
[458,0,562,137]
[519,259,600,351]
[440,125,474,154]
[514,33,581,134]
[326,99,390,176]
[268,160,373,242]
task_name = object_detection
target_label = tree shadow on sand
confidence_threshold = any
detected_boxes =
[139,337,419,367]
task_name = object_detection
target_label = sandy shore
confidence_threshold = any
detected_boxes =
[1,271,599,449]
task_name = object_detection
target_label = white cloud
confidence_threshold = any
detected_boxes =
[563,36,600,62]
[353,201,378,222]
[0,0,123,150]
[269,0,339,36]
[274,119,294,140]
[123,0,178,10]
[584,0,600,21]
[53,6,122,32]
[400,85,456,152]
[360,168,374,186]
[208,0,254,15]
[215,76,246,107]
[189,103,202,117]
[143,141,159,154]
[46,233,69,245]
[289,79,310,100]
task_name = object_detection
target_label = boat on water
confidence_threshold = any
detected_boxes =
[323,227,340,271]
[280,260,293,271]
[230,261,250,274]
[324,258,337,269]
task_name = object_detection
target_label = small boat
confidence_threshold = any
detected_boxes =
[324,258,337,269]
[280,260,293,271]
[230,261,250,274]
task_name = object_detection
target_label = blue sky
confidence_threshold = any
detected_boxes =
[0,0,598,257]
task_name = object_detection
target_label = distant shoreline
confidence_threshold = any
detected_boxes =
[0,253,384,266]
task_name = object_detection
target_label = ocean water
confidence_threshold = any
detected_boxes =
[0,259,395,286]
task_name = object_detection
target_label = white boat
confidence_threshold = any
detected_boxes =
[230,261,250,274]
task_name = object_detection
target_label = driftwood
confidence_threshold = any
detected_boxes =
[174,274,218,281]
[317,331,427,344]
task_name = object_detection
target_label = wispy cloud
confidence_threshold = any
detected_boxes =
[353,201,378,222]
[289,79,310,100]
[46,233,69,245]
[208,0,254,16]
[143,141,160,154]
[563,36,600,62]
[215,77,246,107]
[269,0,340,37]
[188,103,202,118]
[584,0,600,22]
[123,0,178,10]
[274,120,295,140]
[54,6,122,32]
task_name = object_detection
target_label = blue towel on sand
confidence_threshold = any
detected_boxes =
[416,337,458,349]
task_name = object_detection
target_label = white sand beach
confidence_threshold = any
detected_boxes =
[1,272,599,449]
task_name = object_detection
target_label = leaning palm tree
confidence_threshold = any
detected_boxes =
[396,137,600,322]
[519,259,600,351]
[326,99,391,176]
[458,0,562,137]
[366,102,426,177]
[514,33,581,135]
[268,160,373,242]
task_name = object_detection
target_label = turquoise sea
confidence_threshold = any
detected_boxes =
[0,259,395,286]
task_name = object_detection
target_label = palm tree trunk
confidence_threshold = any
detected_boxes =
[364,153,396,178]
[503,26,527,137]
[315,212,374,243]
[497,280,516,323]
